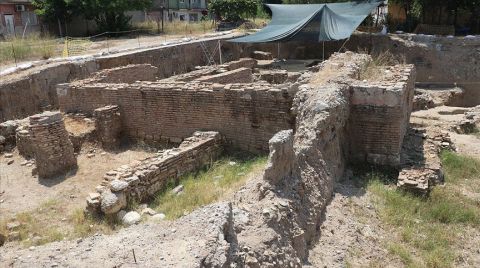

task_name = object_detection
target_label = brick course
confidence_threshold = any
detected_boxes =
[58,82,295,152]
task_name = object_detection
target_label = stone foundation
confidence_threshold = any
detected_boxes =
[86,131,224,214]
[28,111,77,178]
[94,105,122,150]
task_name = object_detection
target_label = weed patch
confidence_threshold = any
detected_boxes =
[151,154,267,219]
[361,152,480,267]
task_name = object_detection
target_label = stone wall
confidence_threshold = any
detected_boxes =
[28,111,77,178]
[16,126,34,159]
[94,105,122,150]
[86,131,223,215]
[58,82,295,153]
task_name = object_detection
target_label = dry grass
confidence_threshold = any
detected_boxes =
[359,50,406,81]
[0,35,60,64]
[0,199,118,247]
[135,20,216,36]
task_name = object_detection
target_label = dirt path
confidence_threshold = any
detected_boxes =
[306,180,401,268]
[0,146,154,217]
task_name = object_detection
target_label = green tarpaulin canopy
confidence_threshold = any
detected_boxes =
[230,1,382,43]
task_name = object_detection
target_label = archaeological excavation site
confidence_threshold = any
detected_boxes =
[0,31,480,267]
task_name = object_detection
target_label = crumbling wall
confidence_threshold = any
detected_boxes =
[195,67,253,84]
[86,131,223,215]
[16,126,34,158]
[28,111,77,178]
[88,64,158,83]
[347,66,416,166]
[58,82,295,152]
[94,105,122,150]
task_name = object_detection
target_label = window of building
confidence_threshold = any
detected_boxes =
[21,11,38,26]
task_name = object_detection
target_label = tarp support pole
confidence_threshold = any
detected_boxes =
[337,37,350,53]
[277,42,280,59]
[322,41,325,62]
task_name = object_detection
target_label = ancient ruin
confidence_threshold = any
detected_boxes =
[0,32,479,267]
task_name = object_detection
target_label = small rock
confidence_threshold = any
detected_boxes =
[110,179,128,192]
[151,213,166,221]
[141,208,157,216]
[138,203,148,210]
[0,233,5,247]
[8,231,20,241]
[228,161,237,166]
[122,211,141,226]
[20,161,28,166]
[6,221,21,231]
[29,246,35,250]
[117,210,127,221]
[7,159,14,165]
[4,153,13,158]
[87,154,95,158]
[172,185,184,195]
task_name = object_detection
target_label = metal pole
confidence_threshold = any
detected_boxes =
[218,41,222,64]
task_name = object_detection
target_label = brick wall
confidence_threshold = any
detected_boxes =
[28,111,77,178]
[58,82,295,153]
[86,131,224,215]
[347,66,416,166]
[94,105,122,150]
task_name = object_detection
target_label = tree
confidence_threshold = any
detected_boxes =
[209,0,259,22]
[32,0,78,36]
[79,0,152,32]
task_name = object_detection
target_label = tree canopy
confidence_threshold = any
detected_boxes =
[33,0,152,34]
[209,0,259,22]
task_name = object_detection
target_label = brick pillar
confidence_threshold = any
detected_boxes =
[29,111,77,178]
[94,105,122,150]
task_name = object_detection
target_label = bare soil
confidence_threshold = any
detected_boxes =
[0,146,154,217]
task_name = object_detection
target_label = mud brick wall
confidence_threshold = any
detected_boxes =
[28,111,77,178]
[347,65,416,166]
[94,105,122,150]
[195,67,253,84]
[58,82,295,153]
[89,64,158,84]
[86,131,223,215]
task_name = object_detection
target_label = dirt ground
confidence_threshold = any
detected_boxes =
[0,146,154,217]
[306,180,402,268]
